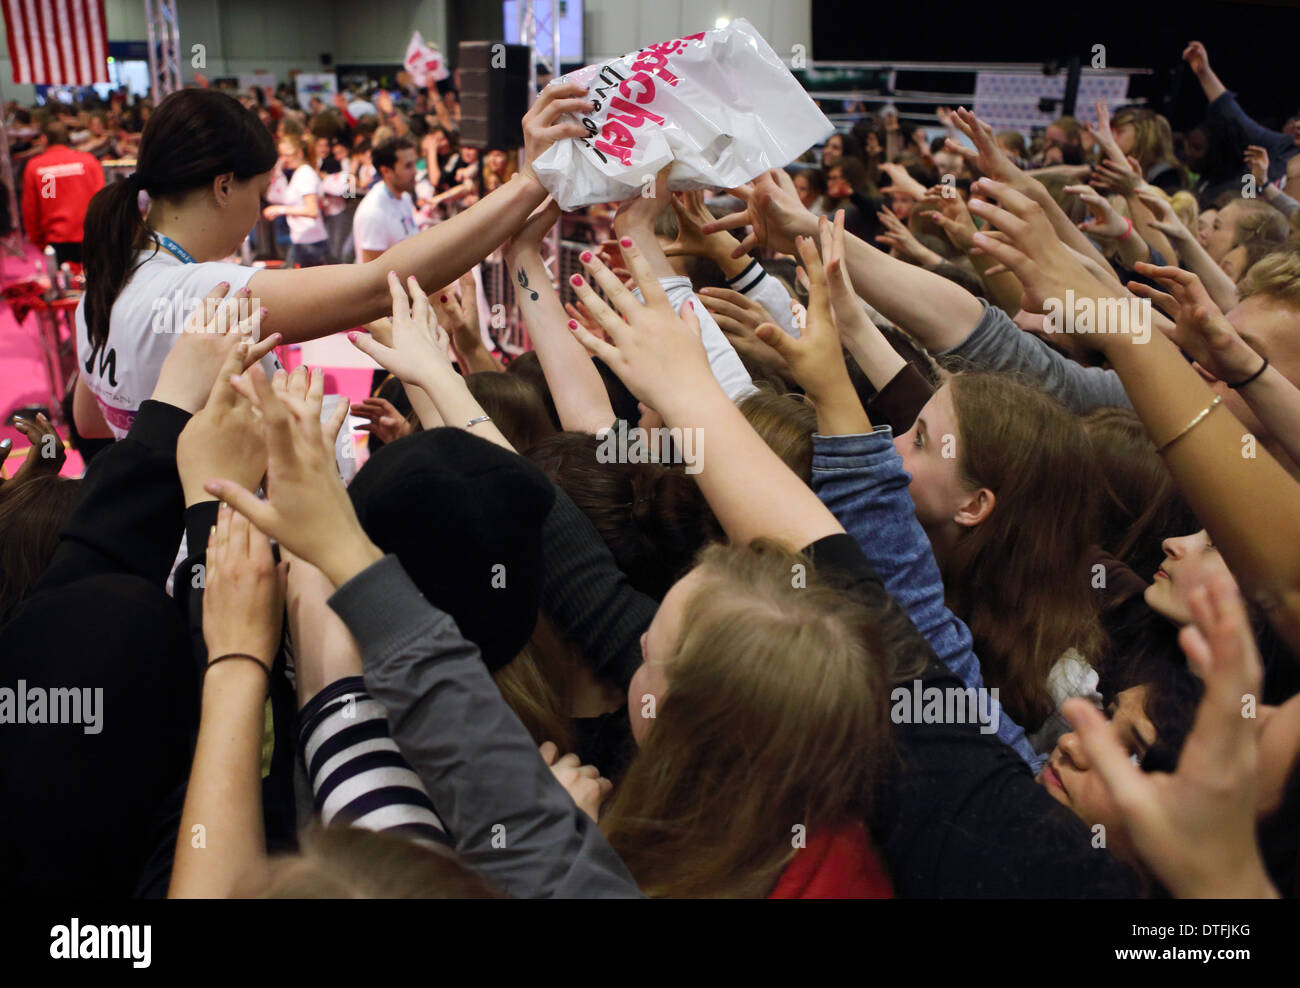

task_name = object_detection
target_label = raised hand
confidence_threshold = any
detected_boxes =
[664,189,739,262]
[565,235,715,415]
[177,337,275,507]
[350,396,413,445]
[966,177,1116,318]
[8,412,65,482]
[697,285,794,384]
[1182,40,1210,76]
[348,271,456,386]
[520,82,596,183]
[151,283,278,414]
[1127,263,1263,383]
[1061,575,1277,898]
[700,169,818,258]
[1134,187,1190,240]
[945,106,1026,187]
[751,216,862,417]
[1066,185,1130,240]
[876,203,943,266]
[921,185,979,251]
[1245,145,1270,189]
[205,363,381,589]
[202,501,285,671]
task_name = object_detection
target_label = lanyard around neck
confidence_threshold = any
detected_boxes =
[154,233,195,264]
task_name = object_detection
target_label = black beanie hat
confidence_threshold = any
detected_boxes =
[347,427,556,671]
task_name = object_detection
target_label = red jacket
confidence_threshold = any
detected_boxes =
[22,144,105,247]
[769,823,895,899]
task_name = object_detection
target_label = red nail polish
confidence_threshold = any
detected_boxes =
[440,294,448,303]
[688,300,695,310]
[567,319,579,330]
[347,331,359,343]
[580,250,593,263]
[571,274,583,287]
[620,237,633,248]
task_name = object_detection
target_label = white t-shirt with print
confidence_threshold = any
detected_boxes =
[268,165,328,245]
[75,249,279,438]
[352,180,418,258]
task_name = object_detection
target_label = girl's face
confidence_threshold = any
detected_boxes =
[822,135,842,166]
[1196,208,1218,247]
[1220,243,1250,283]
[826,167,850,201]
[461,146,479,164]
[793,172,815,208]
[486,149,506,173]
[1038,685,1155,867]
[222,170,273,256]
[893,383,992,534]
[1202,203,1239,262]
[891,192,915,221]
[278,140,302,168]
[1113,121,1137,156]
[627,567,701,746]
[1144,530,1238,626]
[433,130,450,155]
[864,132,882,157]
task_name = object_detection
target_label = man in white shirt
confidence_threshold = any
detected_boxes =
[352,136,419,263]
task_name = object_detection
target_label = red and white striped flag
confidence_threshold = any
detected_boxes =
[2,0,109,86]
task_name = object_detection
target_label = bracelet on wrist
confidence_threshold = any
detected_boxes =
[1226,354,1269,389]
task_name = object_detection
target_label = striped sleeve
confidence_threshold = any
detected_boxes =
[728,259,800,339]
[299,676,450,847]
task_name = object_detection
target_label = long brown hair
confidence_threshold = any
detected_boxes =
[945,372,1104,731]
[600,540,892,897]
[1082,408,1198,581]
[0,475,82,621]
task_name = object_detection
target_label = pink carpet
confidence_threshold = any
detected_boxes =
[0,236,376,480]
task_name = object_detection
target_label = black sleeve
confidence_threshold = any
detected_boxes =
[35,399,190,595]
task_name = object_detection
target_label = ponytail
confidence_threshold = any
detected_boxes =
[82,176,150,363]
[80,88,277,363]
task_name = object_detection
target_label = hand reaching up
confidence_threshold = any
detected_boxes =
[565,235,715,417]
[1061,575,1277,898]
[1127,263,1264,383]
[205,363,380,589]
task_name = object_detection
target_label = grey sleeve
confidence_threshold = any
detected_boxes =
[330,554,642,899]
[935,301,1132,414]
[1265,187,1300,217]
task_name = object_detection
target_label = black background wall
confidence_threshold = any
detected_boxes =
[812,0,1300,130]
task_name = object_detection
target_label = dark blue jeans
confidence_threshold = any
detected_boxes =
[286,239,331,268]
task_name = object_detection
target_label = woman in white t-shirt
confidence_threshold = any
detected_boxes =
[74,85,592,439]
[264,132,330,268]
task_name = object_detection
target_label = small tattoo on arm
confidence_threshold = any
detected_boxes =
[517,268,539,301]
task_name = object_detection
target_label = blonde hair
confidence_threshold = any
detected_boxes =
[600,540,893,897]
[739,389,817,484]
[1169,190,1199,231]
[249,825,501,898]
[1109,107,1179,175]
[1237,247,1300,308]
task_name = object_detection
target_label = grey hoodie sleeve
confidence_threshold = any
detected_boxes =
[935,301,1132,414]
[329,553,642,899]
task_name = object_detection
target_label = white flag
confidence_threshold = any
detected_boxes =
[405,30,450,87]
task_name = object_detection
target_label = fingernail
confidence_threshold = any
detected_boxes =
[440,294,448,303]
[259,307,268,316]
[567,319,579,330]
[570,274,584,287]
[0,439,10,450]
[347,331,359,343]
[688,300,695,311]
[619,237,633,248]
[580,250,593,263]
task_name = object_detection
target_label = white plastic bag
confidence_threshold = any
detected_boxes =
[531,18,833,210]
